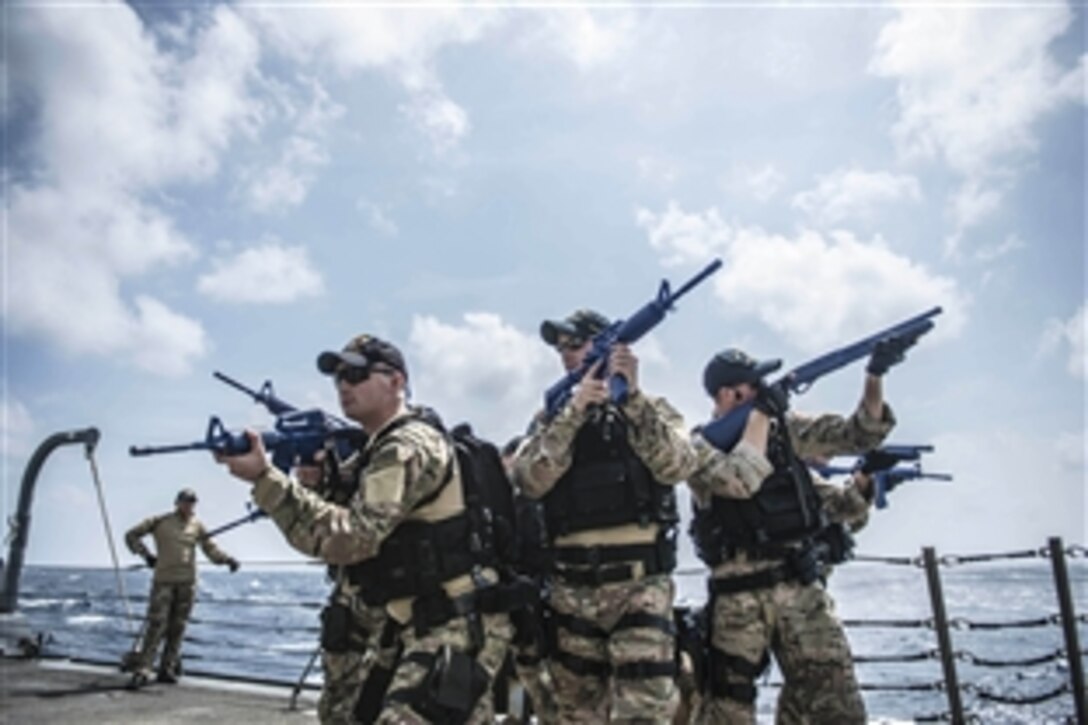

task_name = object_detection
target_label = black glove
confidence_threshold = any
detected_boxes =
[227,558,240,574]
[866,334,919,376]
[143,553,157,569]
[753,382,789,418]
[859,449,901,474]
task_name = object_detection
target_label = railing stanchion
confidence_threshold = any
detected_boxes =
[923,546,965,724]
[1048,536,1086,724]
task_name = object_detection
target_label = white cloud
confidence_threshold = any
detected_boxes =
[1,400,35,459]
[637,156,680,187]
[746,164,786,203]
[243,136,329,212]
[398,85,471,156]
[5,3,262,375]
[973,233,1026,263]
[356,198,399,236]
[127,296,211,377]
[409,313,555,442]
[524,8,638,71]
[1040,304,1086,380]
[637,201,968,351]
[241,78,344,212]
[197,243,324,304]
[242,5,499,156]
[870,4,1085,232]
[792,167,921,225]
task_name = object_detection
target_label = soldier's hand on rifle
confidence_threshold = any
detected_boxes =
[609,343,639,395]
[572,359,609,413]
[866,333,919,377]
[215,430,271,483]
[295,449,326,489]
[858,449,900,474]
[753,381,789,418]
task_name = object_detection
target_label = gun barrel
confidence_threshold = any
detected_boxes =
[784,307,943,393]
[129,442,210,456]
[213,370,253,396]
[882,444,935,457]
[669,258,724,302]
[922,472,954,481]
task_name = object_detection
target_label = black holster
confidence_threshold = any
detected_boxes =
[387,646,490,725]
[320,602,354,654]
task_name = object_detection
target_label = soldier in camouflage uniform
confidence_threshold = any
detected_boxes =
[124,488,239,687]
[218,334,512,724]
[513,309,697,723]
[688,338,915,724]
[286,451,396,725]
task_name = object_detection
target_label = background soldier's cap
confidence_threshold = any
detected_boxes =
[540,309,611,346]
[175,488,198,503]
[703,348,782,396]
[316,334,408,379]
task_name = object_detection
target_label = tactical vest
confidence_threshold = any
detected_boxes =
[692,418,825,566]
[332,412,491,607]
[542,408,678,539]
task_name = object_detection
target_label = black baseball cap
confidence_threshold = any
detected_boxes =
[540,309,610,346]
[703,348,782,396]
[317,334,408,379]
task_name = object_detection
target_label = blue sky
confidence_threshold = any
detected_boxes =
[3,2,1084,568]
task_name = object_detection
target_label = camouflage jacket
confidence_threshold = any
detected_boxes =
[125,512,232,584]
[688,401,895,504]
[513,390,697,499]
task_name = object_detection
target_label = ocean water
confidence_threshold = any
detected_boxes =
[13,557,1086,724]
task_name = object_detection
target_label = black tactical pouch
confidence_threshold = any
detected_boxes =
[411,645,490,724]
[320,602,352,653]
[786,544,821,586]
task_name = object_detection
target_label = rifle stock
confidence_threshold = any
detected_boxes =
[701,308,942,452]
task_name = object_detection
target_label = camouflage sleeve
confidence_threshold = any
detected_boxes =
[814,475,872,532]
[124,516,159,558]
[688,436,773,505]
[196,523,233,565]
[252,422,452,566]
[254,455,364,558]
[620,392,698,484]
[511,405,588,499]
[786,401,896,460]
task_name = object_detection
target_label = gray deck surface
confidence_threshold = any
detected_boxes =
[0,657,318,723]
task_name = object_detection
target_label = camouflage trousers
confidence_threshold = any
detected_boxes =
[696,578,865,725]
[378,613,513,724]
[134,580,194,677]
[549,573,678,723]
[320,591,394,725]
[512,640,560,724]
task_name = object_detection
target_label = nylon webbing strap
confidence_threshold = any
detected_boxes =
[614,611,676,636]
[709,565,794,595]
[553,650,610,679]
[614,659,677,680]
[552,611,608,640]
[553,541,660,566]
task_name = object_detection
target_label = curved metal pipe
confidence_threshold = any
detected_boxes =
[0,427,100,613]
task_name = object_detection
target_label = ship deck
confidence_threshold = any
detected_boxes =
[0,656,318,724]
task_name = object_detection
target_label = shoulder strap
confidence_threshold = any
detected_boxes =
[360,411,456,515]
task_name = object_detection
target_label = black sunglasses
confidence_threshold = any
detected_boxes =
[335,365,395,385]
[555,336,587,352]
